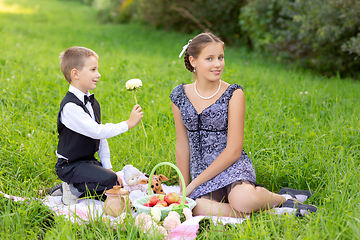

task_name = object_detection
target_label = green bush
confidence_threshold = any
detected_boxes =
[93,0,140,24]
[342,33,360,56]
[70,0,360,78]
[60,0,94,5]
[143,0,248,44]
[240,0,360,78]
[91,0,247,44]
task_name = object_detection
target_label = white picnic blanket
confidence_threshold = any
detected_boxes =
[0,171,296,239]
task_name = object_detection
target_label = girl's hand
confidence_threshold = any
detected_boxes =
[126,104,143,129]
[184,182,196,197]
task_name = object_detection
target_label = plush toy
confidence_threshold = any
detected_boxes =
[122,165,148,193]
[139,170,169,195]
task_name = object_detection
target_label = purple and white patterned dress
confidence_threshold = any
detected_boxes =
[170,84,256,200]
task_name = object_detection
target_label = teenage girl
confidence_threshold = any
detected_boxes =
[170,33,316,217]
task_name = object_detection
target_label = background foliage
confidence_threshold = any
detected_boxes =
[78,0,360,78]
[137,0,247,44]
[87,0,248,44]
[240,0,360,78]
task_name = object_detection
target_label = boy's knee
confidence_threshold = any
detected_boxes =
[104,171,117,187]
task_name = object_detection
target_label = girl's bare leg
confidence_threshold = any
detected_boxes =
[193,183,286,217]
[228,183,286,213]
[193,198,247,218]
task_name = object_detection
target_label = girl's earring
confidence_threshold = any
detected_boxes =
[193,67,196,73]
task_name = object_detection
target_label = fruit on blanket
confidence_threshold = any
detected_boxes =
[149,195,160,206]
[177,197,189,204]
[154,203,165,208]
[143,203,152,207]
[157,194,165,201]
[157,200,168,207]
[169,203,180,207]
[164,192,179,205]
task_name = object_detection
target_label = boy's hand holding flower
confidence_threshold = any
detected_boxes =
[126,105,143,129]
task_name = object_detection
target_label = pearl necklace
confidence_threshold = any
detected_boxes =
[194,80,221,100]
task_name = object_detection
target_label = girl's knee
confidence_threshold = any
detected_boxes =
[228,185,259,213]
[229,198,256,213]
[193,199,208,216]
[193,198,225,216]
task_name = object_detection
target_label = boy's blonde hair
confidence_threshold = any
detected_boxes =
[59,47,99,83]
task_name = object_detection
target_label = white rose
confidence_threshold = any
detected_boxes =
[182,207,193,220]
[157,226,168,237]
[167,211,180,219]
[126,78,143,90]
[118,212,127,224]
[150,207,161,222]
[144,220,157,232]
[134,213,152,226]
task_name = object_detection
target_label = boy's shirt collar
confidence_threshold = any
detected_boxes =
[68,85,91,105]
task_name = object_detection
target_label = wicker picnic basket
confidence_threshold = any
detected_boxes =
[133,162,196,219]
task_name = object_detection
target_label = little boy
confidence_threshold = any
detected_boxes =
[54,46,143,205]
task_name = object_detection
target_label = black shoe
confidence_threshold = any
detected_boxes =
[281,199,317,217]
[279,188,313,202]
[48,183,63,196]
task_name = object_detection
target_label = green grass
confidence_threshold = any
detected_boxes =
[0,0,360,239]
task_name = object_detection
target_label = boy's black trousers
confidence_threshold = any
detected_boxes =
[55,158,117,197]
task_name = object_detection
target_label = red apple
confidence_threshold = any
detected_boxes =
[157,194,165,201]
[143,203,152,207]
[164,192,179,205]
[177,197,189,204]
[149,195,160,206]
[157,200,168,207]
[154,203,165,208]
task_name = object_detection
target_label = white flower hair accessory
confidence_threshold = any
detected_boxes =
[178,39,192,58]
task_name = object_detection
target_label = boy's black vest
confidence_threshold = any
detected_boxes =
[57,92,101,162]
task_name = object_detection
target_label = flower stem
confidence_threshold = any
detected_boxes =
[133,91,138,105]
[133,91,147,137]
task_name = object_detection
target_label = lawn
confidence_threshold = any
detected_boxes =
[0,0,359,239]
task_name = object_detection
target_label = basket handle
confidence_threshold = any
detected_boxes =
[147,162,187,209]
